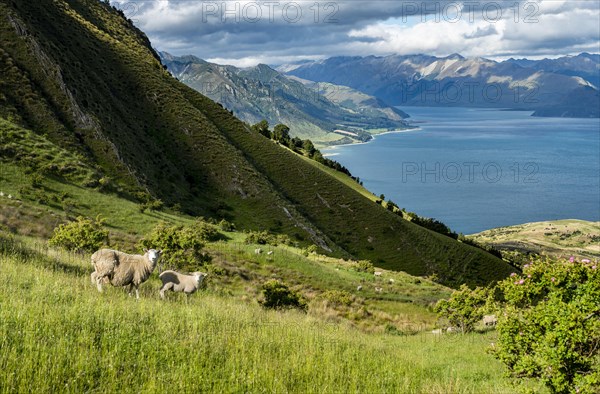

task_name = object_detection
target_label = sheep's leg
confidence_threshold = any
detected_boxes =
[95,275,105,292]
[159,283,174,300]
[135,286,140,300]
[90,271,97,285]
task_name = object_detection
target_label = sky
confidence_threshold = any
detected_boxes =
[111,0,600,67]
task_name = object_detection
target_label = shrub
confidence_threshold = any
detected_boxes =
[140,221,211,270]
[434,284,489,333]
[492,257,600,393]
[302,244,318,256]
[353,260,375,274]
[260,279,307,311]
[218,219,236,232]
[244,230,290,246]
[320,290,353,307]
[191,219,222,242]
[48,216,108,253]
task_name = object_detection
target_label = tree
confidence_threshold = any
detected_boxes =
[302,139,316,157]
[290,136,303,150]
[251,120,271,138]
[272,124,291,145]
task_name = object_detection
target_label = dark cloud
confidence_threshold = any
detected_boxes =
[112,1,600,65]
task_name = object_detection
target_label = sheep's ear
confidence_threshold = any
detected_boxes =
[157,249,163,255]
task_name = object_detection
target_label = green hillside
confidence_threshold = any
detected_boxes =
[0,0,515,287]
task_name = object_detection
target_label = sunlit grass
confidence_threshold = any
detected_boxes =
[0,239,528,393]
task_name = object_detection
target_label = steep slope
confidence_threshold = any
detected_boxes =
[0,0,515,286]
[285,54,600,118]
[159,52,409,145]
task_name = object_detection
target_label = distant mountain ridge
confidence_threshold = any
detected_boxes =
[159,52,409,145]
[283,53,600,118]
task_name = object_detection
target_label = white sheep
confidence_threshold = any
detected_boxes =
[255,248,263,254]
[374,271,382,276]
[91,248,162,300]
[483,314,497,327]
[356,285,363,291]
[375,287,383,293]
[159,270,207,299]
[267,251,274,256]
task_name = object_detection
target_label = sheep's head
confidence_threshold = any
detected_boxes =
[193,272,208,286]
[145,249,162,266]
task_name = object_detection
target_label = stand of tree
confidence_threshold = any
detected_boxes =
[251,120,362,185]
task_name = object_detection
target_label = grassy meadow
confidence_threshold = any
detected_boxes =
[0,237,533,393]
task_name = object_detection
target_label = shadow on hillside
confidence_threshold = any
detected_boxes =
[0,235,89,278]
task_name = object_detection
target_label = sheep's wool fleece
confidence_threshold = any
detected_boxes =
[92,249,156,287]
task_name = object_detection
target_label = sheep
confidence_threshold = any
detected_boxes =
[267,251,274,256]
[483,314,498,327]
[91,248,162,300]
[255,248,263,254]
[374,271,382,276]
[375,287,383,293]
[159,270,207,299]
[356,285,363,291]
[389,278,395,284]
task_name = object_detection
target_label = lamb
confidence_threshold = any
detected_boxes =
[91,248,162,300]
[159,270,207,299]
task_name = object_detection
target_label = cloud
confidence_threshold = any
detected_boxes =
[112,0,600,65]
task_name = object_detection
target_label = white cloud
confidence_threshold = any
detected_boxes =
[113,0,600,65]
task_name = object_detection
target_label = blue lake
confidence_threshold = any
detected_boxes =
[323,107,600,234]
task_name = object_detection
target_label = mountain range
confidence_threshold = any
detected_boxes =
[160,53,409,145]
[283,53,600,118]
[0,0,515,287]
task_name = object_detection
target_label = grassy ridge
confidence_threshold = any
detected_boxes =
[469,219,600,260]
[0,238,525,393]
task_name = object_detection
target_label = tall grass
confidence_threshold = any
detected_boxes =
[0,238,530,393]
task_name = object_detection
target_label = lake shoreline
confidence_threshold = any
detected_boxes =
[323,127,422,156]
[319,106,600,233]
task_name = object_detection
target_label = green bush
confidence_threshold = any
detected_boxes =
[244,230,291,246]
[48,216,108,253]
[218,219,236,232]
[434,284,489,333]
[191,219,222,242]
[353,260,375,274]
[320,290,353,307]
[140,221,212,270]
[492,257,600,393]
[259,279,307,311]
